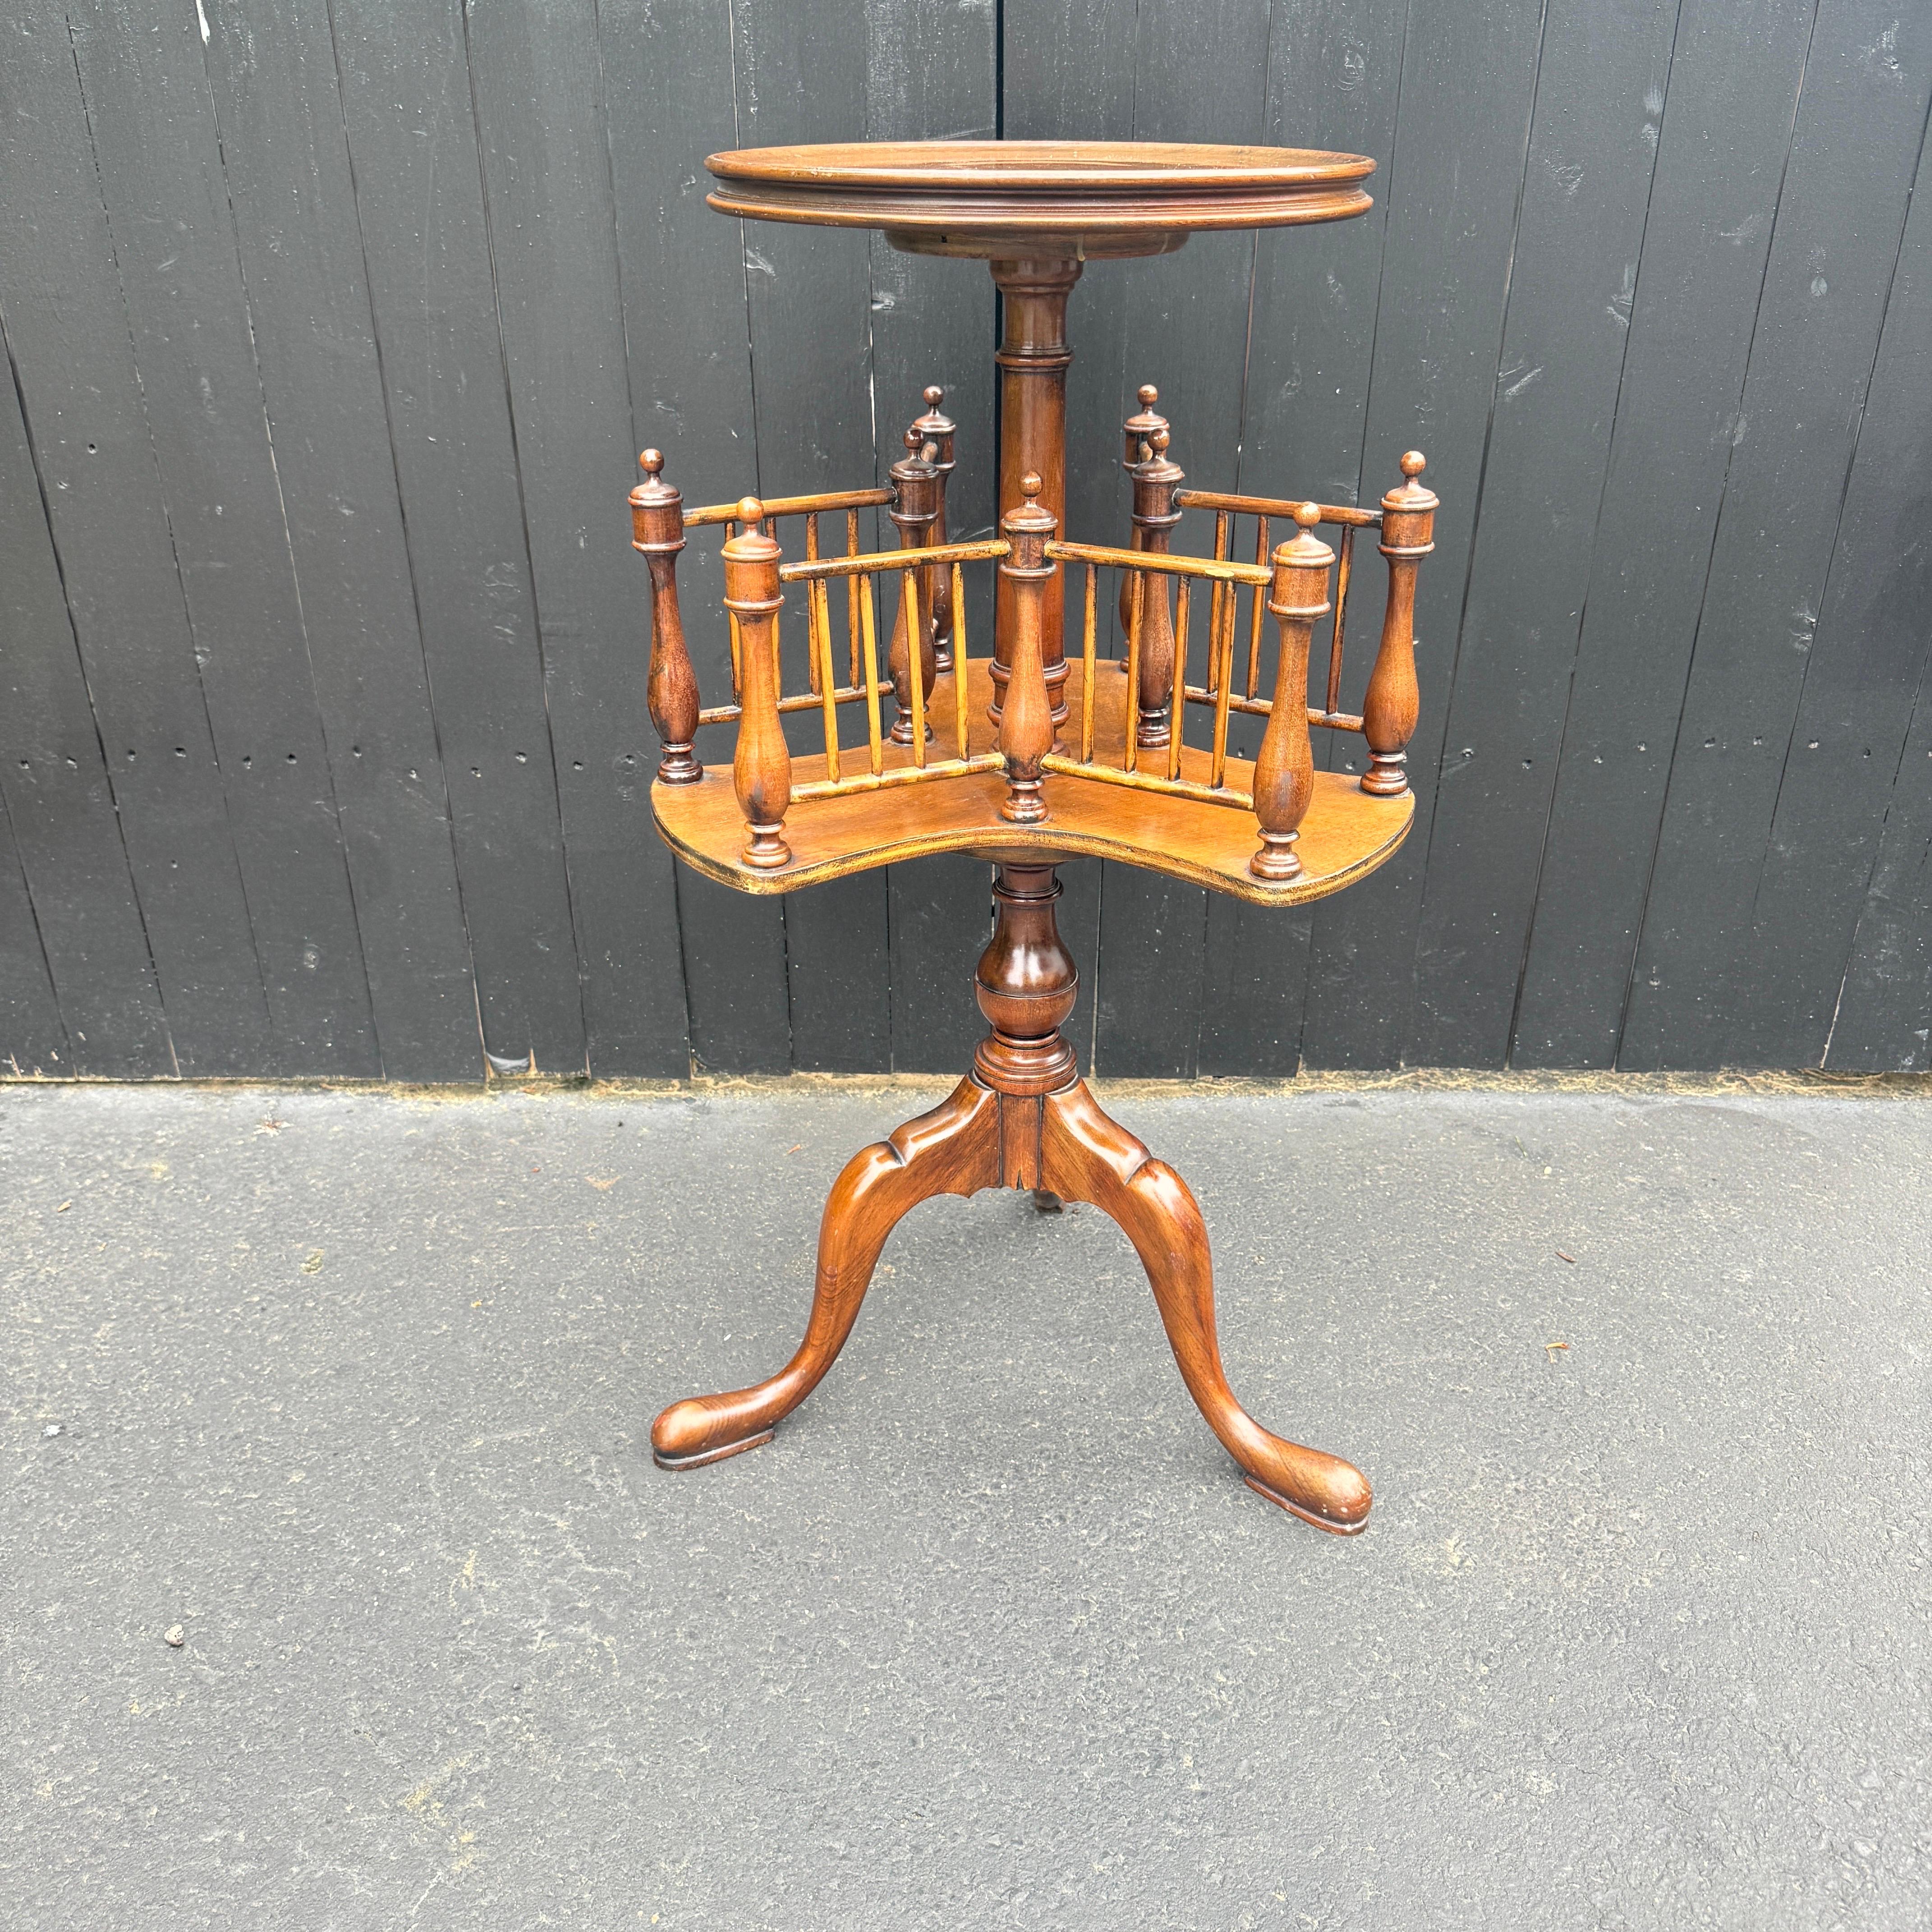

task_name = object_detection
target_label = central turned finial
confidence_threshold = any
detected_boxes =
[997,472,1058,826]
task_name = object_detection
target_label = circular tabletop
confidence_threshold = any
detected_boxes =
[704,141,1375,260]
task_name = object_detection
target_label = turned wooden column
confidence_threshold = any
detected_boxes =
[723,499,790,869]
[911,385,957,670]
[631,449,701,784]
[887,430,940,745]
[990,257,1080,727]
[974,863,1080,1100]
[997,474,1057,827]
[1251,504,1332,881]
[1362,451,1437,796]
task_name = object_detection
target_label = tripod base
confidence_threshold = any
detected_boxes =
[650,865,1372,1535]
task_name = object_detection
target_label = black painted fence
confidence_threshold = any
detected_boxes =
[2,0,1928,1081]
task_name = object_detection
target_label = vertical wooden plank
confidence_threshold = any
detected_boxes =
[1199,0,1412,1077]
[0,323,171,1075]
[66,0,379,1076]
[600,0,786,1073]
[0,7,271,1073]
[1621,4,1932,1068]
[1728,115,1932,1067]
[1829,674,1932,1072]
[464,0,689,1077]
[1405,0,1680,1068]
[1511,0,1822,1067]
[729,0,887,1072]
[328,0,587,1073]
[869,0,1000,1076]
[200,0,480,1081]
[1295,0,1551,1068]
[1083,0,1271,1079]
[0,790,70,1077]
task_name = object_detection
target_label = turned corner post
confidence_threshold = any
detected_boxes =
[911,385,957,671]
[1362,450,1437,797]
[632,449,702,784]
[723,497,791,869]
[1251,504,1333,882]
[1128,427,1184,750]
[887,428,941,745]
[997,473,1057,826]
[1117,382,1169,635]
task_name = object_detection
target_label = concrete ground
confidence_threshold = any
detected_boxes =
[1,1077,1927,1932]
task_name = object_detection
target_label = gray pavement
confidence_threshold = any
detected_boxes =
[1,1077,1928,1931]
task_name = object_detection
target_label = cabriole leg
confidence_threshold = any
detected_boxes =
[650,1078,1001,1469]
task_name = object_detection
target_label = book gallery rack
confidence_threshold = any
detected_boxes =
[635,143,1436,1534]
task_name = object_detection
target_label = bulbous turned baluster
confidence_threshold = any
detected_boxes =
[1118,382,1169,639]
[1362,450,1438,797]
[887,428,940,745]
[1129,427,1185,749]
[998,473,1057,826]
[911,385,957,672]
[724,498,791,869]
[631,449,701,784]
[1251,503,1333,882]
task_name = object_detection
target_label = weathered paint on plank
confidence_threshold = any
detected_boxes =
[330,0,588,1073]
[1297,0,1552,1069]
[1512,0,1823,1067]
[1734,102,1932,1067]
[1409,0,1680,1069]
[0,300,170,1076]
[68,0,379,1076]
[1622,4,1932,1070]
[201,0,481,1081]
[466,0,690,1078]
[0,9,271,1073]
[1199,0,1412,1078]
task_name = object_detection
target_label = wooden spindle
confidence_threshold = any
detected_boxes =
[805,512,823,695]
[630,449,702,784]
[887,428,939,745]
[1328,524,1355,719]
[998,473,1056,824]
[1362,450,1437,796]
[911,385,957,671]
[1251,503,1332,881]
[1130,427,1184,750]
[845,508,862,685]
[1245,515,1269,696]
[1123,569,1145,772]
[1207,509,1230,695]
[860,571,885,777]
[902,566,929,766]
[723,498,790,868]
[1210,570,1236,790]
[813,575,841,784]
[1168,576,1190,781]
[1117,382,1168,638]
[951,560,971,759]
[1080,562,1098,764]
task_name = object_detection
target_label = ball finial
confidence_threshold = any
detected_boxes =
[1151,427,1170,455]
[736,495,764,526]
[1138,384,1159,407]
[906,425,924,451]
[1021,471,1043,501]
[640,449,663,476]
[1294,501,1322,530]
[924,384,944,408]
[1401,449,1427,479]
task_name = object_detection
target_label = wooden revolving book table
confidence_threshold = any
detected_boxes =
[636,144,1439,1535]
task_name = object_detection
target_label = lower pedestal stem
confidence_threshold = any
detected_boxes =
[650,863,1373,1535]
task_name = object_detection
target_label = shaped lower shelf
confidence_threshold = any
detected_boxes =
[652,657,1412,906]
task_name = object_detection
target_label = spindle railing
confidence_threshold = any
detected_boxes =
[634,379,1433,883]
